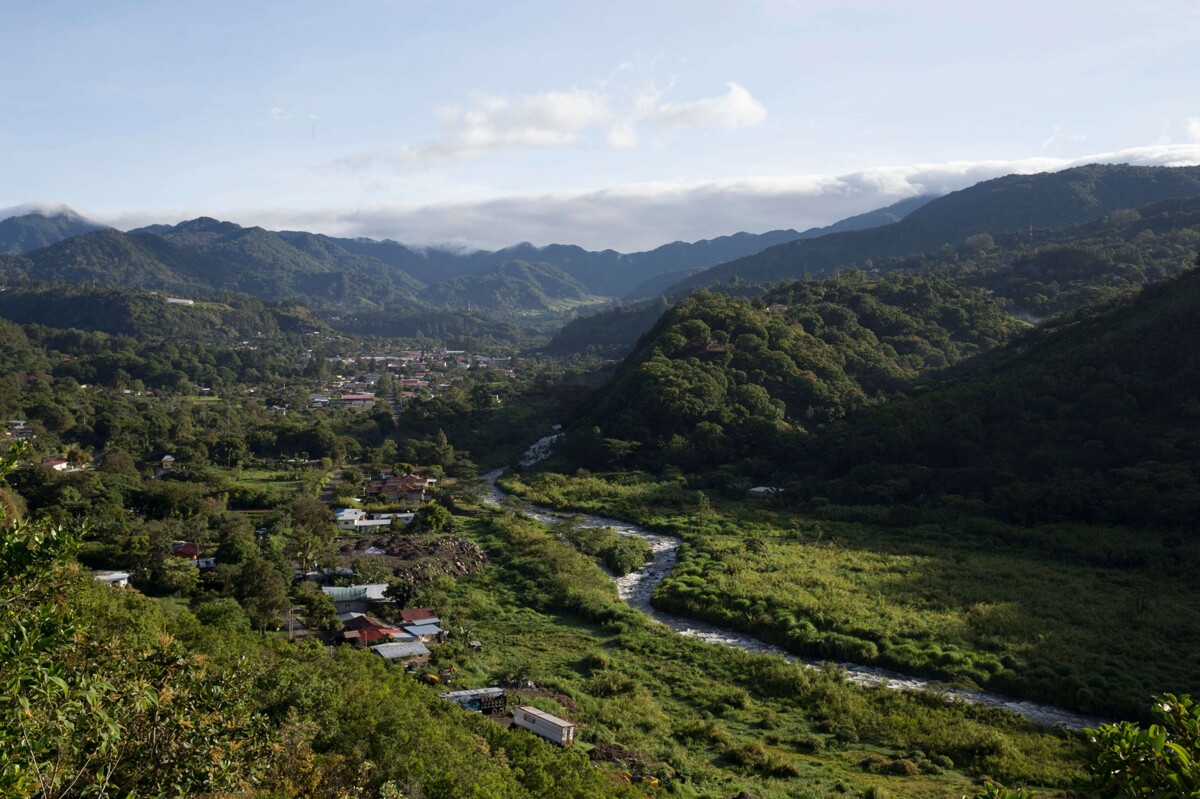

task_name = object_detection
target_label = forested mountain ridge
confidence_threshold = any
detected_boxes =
[0,283,332,345]
[0,209,104,254]
[665,163,1200,294]
[560,274,1026,471]
[548,191,1200,362]
[0,190,936,315]
[798,256,1200,526]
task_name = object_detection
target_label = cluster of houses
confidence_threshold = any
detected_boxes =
[364,470,437,504]
[321,588,447,667]
[327,591,578,746]
[316,349,518,407]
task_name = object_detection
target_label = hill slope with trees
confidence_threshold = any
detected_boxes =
[561,274,1026,472]
[666,163,1200,294]
[798,256,1200,527]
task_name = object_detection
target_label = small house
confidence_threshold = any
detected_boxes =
[172,541,200,559]
[370,641,431,667]
[341,614,414,646]
[747,486,783,499]
[161,455,175,470]
[93,571,131,588]
[398,607,438,624]
[403,623,447,644]
[40,458,69,471]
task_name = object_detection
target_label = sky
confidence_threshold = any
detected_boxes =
[3,0,1200,251]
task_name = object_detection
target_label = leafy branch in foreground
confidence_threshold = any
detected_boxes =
[0,442,276,798]
[1084,693,1199,799]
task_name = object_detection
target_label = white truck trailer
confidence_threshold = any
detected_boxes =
[512,706,576,745]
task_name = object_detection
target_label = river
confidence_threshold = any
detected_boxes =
[482,438,1110,730]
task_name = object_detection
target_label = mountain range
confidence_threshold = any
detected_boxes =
[662,163,1200,295]
[5,163,1200,322]
[0,213,861,314]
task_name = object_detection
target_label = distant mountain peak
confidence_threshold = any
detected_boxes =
[0,204,105,255]
[174,216,243,234]
[0,202,93,224]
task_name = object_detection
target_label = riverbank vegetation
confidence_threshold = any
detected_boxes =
[499,469,1200,721]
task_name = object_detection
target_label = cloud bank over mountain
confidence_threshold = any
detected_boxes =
[67,144,1200,252]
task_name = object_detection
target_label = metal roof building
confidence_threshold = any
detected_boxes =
[370,641,431,661]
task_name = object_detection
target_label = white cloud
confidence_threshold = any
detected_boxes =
[269,107,293,121]
[324,78,770,168]
[92,144,1200,252]
[1188,117,1200,141]
[656,82,768,129]
[1042,124,1086,149]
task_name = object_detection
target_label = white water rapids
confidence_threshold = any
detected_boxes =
[482,436,1110,730]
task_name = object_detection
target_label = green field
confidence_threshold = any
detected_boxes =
[417,510,1089,798]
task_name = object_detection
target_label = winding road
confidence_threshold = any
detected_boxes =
[483,437,1110,730]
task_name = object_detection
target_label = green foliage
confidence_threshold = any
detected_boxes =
[1085,694,1199,798]
[566,273,1024,474]
[502,469,1200,719]
[411,500,452,534]
[0,443,275,798]
[803,262,1200,527]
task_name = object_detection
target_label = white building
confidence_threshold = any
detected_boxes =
[334,508,415,532]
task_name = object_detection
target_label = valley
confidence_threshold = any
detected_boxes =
[2,162,1200,799]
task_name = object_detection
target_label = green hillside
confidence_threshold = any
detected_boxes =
[668,163,1200,293]
[561,274,1025,471]
[800,257,1200,527]
[0,284,333,345]
[541,297,673,358]
[423,260,608,313]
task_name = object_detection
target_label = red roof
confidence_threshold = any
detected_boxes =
[172,542,200,558]
[343,615,408,643]
[399,607,436,622]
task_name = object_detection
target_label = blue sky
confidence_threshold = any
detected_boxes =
[3,0,1200,250]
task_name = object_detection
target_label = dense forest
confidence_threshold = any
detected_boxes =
[796,256,1200,527]
[561,274,1025,472]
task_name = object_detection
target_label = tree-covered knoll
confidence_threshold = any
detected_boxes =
[562,274,1025,472]
[541,297,672,359]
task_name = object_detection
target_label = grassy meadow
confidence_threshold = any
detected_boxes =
[416,509,1090,798]
[496,469,1200,720]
